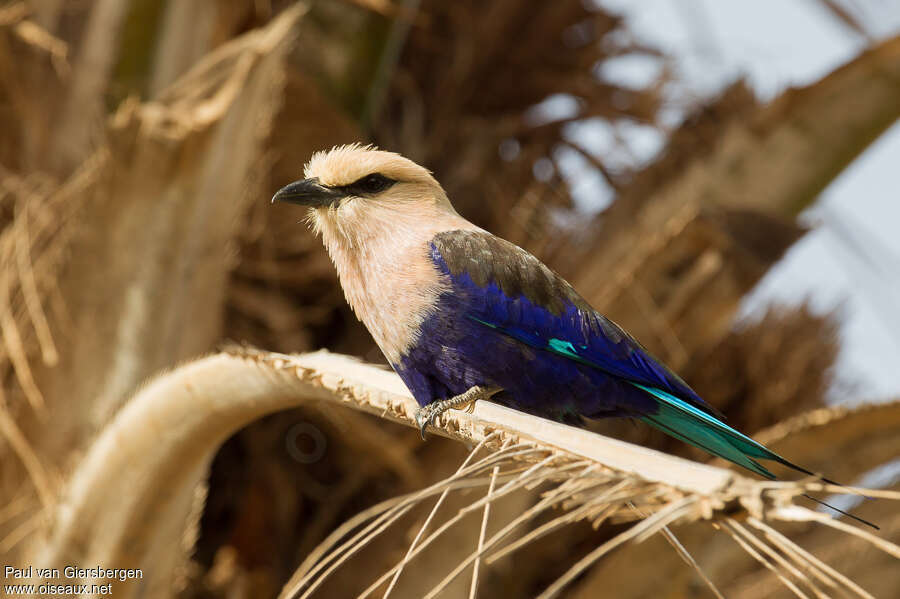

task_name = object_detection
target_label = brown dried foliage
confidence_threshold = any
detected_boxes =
[376,0,665,239]
[688,304,840,436]
[0,0,898,597]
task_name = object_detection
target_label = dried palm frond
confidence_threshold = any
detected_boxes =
[569,399,900,599]
[0,160,102,512]
[25,348,899,599]
[0,4,311,564]
[0,12,98,523]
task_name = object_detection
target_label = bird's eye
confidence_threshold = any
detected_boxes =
[353,173,394,194]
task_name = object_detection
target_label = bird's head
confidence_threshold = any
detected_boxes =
[272,144,456,245]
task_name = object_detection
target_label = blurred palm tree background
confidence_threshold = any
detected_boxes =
[0,0,898,597]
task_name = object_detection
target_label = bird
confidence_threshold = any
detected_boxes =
[272,144,871,525]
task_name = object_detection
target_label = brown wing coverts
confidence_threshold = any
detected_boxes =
[432,230,592,317]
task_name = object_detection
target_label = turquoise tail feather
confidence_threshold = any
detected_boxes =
[630,383,880,529]
[630,382,812,480]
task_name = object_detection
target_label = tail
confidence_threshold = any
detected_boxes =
[630,382,878,529]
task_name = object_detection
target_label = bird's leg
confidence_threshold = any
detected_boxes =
[415,385,502,440]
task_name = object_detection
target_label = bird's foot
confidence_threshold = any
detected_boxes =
[414,386,501,440]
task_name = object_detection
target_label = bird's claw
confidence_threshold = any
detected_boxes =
[414,385,501,440]
[415,407,437,440]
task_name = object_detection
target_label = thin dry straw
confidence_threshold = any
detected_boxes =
[486,478,635,564]
[302,499,418,597]
[486,470,611,558]
[469,465,499,599]
[747,517,874,599]
[658,525,725,599]
[0,265,45,412]
[581,482,663,526]
[626,501,725,599]
[0,386,53,509]
[0,490,33,526]
[758,480,900,500]
[0,511,42,554]
[14,200,58,365]
[772,505,900,559]
[535,496,698,599]
[455,457,597,517]
[727,519,829,599]
[292,443,542,599]
[814,486,900,500]
[357,454,587,599]
[310,484,507,597]
[283,495,408,596]
[419,465,603,599]
[720,520,811,599]
[382,432,500,599]
[744,522,841,596]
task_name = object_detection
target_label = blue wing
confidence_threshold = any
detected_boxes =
[430,229,718,417]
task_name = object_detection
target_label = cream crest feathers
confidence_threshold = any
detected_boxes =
[301,144,480,362]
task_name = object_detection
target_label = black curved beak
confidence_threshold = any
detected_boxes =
[271,178,344,207]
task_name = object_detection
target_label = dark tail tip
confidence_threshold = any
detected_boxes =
[771,456,878,529]
[802,493,879,530]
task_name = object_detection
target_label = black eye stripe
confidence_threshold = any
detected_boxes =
[336,173,396,196]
